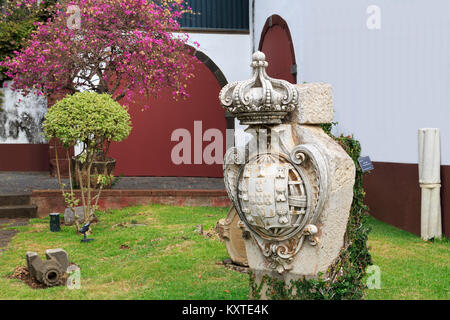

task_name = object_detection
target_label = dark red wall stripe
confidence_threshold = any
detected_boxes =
[363,161,450,238]
[0,144,49,172]
[439,165,450,238]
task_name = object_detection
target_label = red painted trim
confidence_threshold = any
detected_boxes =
[364,161,450,238]
[30,189,231,218]
[439,165,450,238]
[40,45,229,177]
[0,144,49,171]
[258,14,297,83]
[31,189,229,197]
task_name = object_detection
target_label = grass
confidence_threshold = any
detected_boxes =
[365,218,449,300]
[0,204,448,300]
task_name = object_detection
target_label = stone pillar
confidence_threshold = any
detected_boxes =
[220,52,355,298]
[418,128,442,240]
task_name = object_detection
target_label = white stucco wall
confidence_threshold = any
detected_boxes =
[185,32,252,83]
[253,0,450,165]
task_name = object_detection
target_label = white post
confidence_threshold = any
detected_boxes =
[418,128,442,240]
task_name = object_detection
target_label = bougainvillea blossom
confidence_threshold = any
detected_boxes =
[1,0,199,108]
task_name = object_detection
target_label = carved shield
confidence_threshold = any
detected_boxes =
[223,143,330,273]
[225,151,314,241]
[239,161,291,230]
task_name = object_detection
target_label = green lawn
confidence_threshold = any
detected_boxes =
[0,204,448,300]
[364,217,449,300]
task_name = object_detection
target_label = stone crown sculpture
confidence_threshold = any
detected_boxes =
[219,51,298,125]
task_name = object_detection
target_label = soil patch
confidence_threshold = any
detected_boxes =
[0,218,28,251]
[9,266,68,289]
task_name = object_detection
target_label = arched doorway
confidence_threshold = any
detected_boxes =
[109,48,228,177]
[258,15,297,84]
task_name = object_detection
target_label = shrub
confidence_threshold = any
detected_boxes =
[43,92,131,229]
[1,0,198,109]
[43,91,131,154]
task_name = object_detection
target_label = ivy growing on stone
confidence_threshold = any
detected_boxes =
[249,123,372,300]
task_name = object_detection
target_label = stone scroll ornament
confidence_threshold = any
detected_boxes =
[220,52,330,274]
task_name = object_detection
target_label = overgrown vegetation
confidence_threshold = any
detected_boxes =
[250,123,372,299]
[0,0,56,112]
[1,0,198,109]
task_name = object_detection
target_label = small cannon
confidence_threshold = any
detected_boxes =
[25,249,69,287]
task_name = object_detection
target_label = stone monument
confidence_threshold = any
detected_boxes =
[220,52,355,298]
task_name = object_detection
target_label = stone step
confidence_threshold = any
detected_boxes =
[0,205,37,218]
[0,194,31,206]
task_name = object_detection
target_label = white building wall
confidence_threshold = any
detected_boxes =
[185,33,252,83]
[253,0,450,165]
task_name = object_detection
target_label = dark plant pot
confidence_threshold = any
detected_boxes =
[72,157,116,189]
[49,213,61,232]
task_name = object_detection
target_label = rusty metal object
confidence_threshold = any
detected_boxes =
[25,249,69,287]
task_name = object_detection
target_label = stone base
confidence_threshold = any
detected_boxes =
[223,259,249,273]
[216,207,248,267]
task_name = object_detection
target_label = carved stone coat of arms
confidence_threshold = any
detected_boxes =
[219,51,355,299]
[224,143,329,274]
[220,51,332,274]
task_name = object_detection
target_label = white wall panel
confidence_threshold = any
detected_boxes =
[254,0,450,165]
[185,33,252,83]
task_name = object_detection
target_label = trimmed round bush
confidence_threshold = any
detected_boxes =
[43,91,132,149]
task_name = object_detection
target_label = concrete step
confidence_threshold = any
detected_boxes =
[0,205,37,218]
[0,194,31,206]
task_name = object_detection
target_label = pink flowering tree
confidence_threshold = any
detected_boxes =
[1,0,199,107]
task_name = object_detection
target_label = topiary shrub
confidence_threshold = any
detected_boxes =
[250,123,372,300]
[43,91,131,156]
[43,91,131,230]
